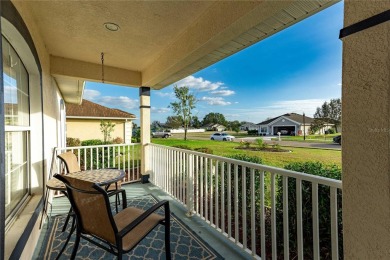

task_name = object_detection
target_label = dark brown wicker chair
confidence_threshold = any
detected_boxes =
[54,174,171,260]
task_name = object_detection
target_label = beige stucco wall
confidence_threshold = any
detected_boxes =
[66,119,126,142]
[342,1,390,259]
[5,1,65,259]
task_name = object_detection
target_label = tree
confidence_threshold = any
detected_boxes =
[170,86,197,140]
[190,116,202,128]
[202,112,227,126]
[100,120,115,143]
[227,120,241,133]
[313,98,341,132]
[151,121,163,131]
[165,116,182,129]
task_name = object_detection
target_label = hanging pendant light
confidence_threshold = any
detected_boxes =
[101,52,105,83]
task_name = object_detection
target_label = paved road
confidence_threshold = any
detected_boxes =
[238,137,341,150]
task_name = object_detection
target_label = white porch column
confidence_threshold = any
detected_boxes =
[341,2,390,259]
[139,87,151,182]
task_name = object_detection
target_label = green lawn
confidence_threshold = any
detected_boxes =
[274,134,340,143]
[152,139,341,168]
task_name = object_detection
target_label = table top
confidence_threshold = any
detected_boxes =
[46,168,125,191]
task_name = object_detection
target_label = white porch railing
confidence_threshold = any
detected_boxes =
[54,143,141,184]
[148,143,343,259]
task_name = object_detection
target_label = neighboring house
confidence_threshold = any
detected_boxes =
[66,100,136,143]
[257,113,333,136]
[240,122,259,131]
[203,123,226,132]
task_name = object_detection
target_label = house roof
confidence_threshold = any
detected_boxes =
[66,100,136,119]
[257,113,314,125]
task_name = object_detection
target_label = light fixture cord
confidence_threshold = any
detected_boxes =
[101,52,104,83]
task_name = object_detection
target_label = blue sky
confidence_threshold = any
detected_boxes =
[84,2,343,125]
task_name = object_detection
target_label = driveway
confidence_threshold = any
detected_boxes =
[237,137,341,150]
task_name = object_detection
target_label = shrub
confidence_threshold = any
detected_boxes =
[172,145,192,150]
[81,139,104,146]
[255,138,267,149]
[194,147,213,154]
[276,162,342,259]
[112,137,123,144]
[238,140,251,148]
[247,130,258,135]
[327,128,335,134]
[66,137,80,147]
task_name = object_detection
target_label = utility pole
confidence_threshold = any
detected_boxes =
[303,112,306,140]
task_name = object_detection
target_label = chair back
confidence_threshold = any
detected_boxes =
[57,151,81,173]
[54,174,117,244]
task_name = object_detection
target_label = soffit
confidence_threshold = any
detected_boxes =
[24,1,214,71]
[14,0,340,99]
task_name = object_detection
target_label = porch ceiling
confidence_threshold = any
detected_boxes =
[15,0,339,103]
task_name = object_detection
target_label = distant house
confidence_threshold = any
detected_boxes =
[66,100,136,143]
[240,122,259,131]
[203,123,226,132]
[257,113,333,136]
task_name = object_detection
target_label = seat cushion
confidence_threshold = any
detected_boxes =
[114,207,165,251]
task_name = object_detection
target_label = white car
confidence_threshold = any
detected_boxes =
[210,132,235,141]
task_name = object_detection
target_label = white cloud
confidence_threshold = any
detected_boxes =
[152,107,171,114]
[98,96,138,110]
[175,75,223,92]
[155,92,174,98]
[83,89,101,100]
[200,97,231,106]
[210,90,235,96]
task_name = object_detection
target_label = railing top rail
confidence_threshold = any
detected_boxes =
[148,143,342,189]
[56,143,141,150]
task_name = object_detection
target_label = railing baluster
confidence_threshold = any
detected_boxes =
[296,179,303,260]
[250,168,256,257]
[205,157,209,222]
[187,154,194,216]
[234,164,238,244]
[215,161,219,229]
[221,162,225,234]
[330,187,339,259]
[194,155,201,213]
[200,156,204,218]
[271,172,277,259]
[312,182,320,260]
[210,159,214,226]
[260,171,266,259]
[242,166,247,249]
[283,176,289,260]
[228,163,232,238]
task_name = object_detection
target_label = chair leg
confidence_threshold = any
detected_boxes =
[56,219,76,260]
[62,207,73,232]
[70,231,81,260]
[165,221,171,260]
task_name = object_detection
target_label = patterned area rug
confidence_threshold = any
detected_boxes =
[38,195,223,259]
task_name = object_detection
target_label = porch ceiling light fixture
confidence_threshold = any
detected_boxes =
[104,22,120,32]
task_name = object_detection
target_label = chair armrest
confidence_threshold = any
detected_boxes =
[117,200,169,238]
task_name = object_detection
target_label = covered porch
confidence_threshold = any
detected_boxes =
[1,0,390,259]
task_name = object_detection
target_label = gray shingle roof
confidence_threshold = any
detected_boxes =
[257,113,313,125]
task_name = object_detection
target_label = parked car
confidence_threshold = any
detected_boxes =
[210,132,235,141]
[333,135,341,144]
[152,130,172,138]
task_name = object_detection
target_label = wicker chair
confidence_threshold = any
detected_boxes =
[54,174,171,260]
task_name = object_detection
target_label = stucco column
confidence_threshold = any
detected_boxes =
[139,87,151,182]
[341,3,390,259]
